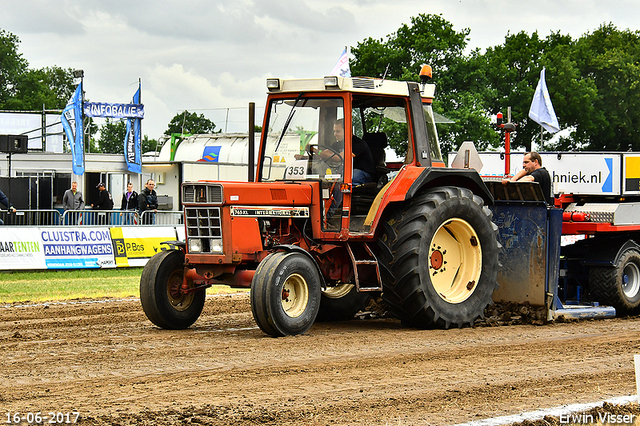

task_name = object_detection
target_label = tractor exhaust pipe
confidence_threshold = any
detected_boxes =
[248,102,255,182]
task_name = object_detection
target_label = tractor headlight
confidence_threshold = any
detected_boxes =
[324,76,339,88]
[189,238,202,253]
[210,238,223,254]
[266,78,281,91]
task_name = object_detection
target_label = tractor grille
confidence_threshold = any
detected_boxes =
[185,207,222,252]
[352,78,375,90]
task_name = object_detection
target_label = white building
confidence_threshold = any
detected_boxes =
[0,133,257,211]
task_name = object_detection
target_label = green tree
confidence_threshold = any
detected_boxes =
[351,14,500,157]
[569,24,640,151]
[481,31,556,150]
[538,40,599,151]
[84,137,100,153]
[351,16,640,154]
[98,118,127,154]
[0,29,28,108]
[434,49,499,156]
[476,25,640,152]
[165,110,219,135]
[5,66,75,110]
[1,29,75,110]
[142,135,160,154]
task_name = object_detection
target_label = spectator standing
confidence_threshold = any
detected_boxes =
[120,182,138,225]
[92,182,114,224]
[62,181,85,225]
[139,179,158,224]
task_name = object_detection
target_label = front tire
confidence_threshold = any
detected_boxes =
[590,249,640,314]
[377,186,500,329]
[251,252,321,336]
[140,250,205,329]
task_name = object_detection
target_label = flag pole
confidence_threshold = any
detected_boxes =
[540,124,543,148]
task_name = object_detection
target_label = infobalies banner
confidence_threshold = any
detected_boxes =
[84,102,144,119]
[124,85,142,174]
[61,83,85,175]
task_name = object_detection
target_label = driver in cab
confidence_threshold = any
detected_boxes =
[300,118,376,186]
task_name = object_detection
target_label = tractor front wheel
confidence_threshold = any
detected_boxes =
[140,250,205,329]
[251,252,321,336]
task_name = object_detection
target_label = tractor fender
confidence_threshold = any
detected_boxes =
[271,244,328,289]
[404,167,494,206]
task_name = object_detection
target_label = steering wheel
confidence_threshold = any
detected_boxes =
[306,144,342,164]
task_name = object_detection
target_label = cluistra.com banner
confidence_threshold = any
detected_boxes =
[0,226,182,270]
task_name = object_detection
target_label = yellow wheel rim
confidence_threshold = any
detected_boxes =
[322,283,354,299]
[429,218,482,304]
[281,273,309,318]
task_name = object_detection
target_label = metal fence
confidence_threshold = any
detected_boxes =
[0,209,184,226]
[0,210,62,226]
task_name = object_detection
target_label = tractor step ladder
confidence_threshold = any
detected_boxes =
[346,242,382,291]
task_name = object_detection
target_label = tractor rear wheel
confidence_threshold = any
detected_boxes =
[590,249,640,314]
[377,186,500,329]
[316,284,370,321]
[140,250,205,329]
[251,252,321,336]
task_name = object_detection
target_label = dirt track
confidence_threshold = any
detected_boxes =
[1,293,639,425]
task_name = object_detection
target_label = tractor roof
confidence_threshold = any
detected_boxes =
[266,76,436,100]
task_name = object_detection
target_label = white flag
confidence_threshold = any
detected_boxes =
[330,47,351,77]
[529,68,560,133]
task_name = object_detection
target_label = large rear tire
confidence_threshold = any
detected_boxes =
[250,252,321,336]
[140,250,205,329]
[316,284,371,322]
[377,186,500,329]
[589,249,640,314]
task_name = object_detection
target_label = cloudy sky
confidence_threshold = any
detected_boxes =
[1,0,638,140]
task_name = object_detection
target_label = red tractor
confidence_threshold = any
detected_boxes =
[140,68,500,336]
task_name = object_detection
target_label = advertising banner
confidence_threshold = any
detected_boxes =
[0,228,46,270]
[542,153,618,195]
[623,154,640,195]
[41,228,116,269]
[461,152,622,196]
[124,86,142,174]
[202,146,222,162]
[110,227,178,267]
[61,83,84,175]
[84,102,144,119]
[0,226,184,270]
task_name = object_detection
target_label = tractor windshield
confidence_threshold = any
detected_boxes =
[260,97,345,183]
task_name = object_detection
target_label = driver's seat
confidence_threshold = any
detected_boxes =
[351,132,390,215]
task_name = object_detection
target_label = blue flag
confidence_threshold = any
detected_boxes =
[124,85,142,174]
[61,83,84,175]
[528,68,560,133]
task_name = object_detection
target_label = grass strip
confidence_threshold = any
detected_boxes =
[0,268,247,304]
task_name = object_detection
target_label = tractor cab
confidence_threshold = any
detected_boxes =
[258,75,444,233]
